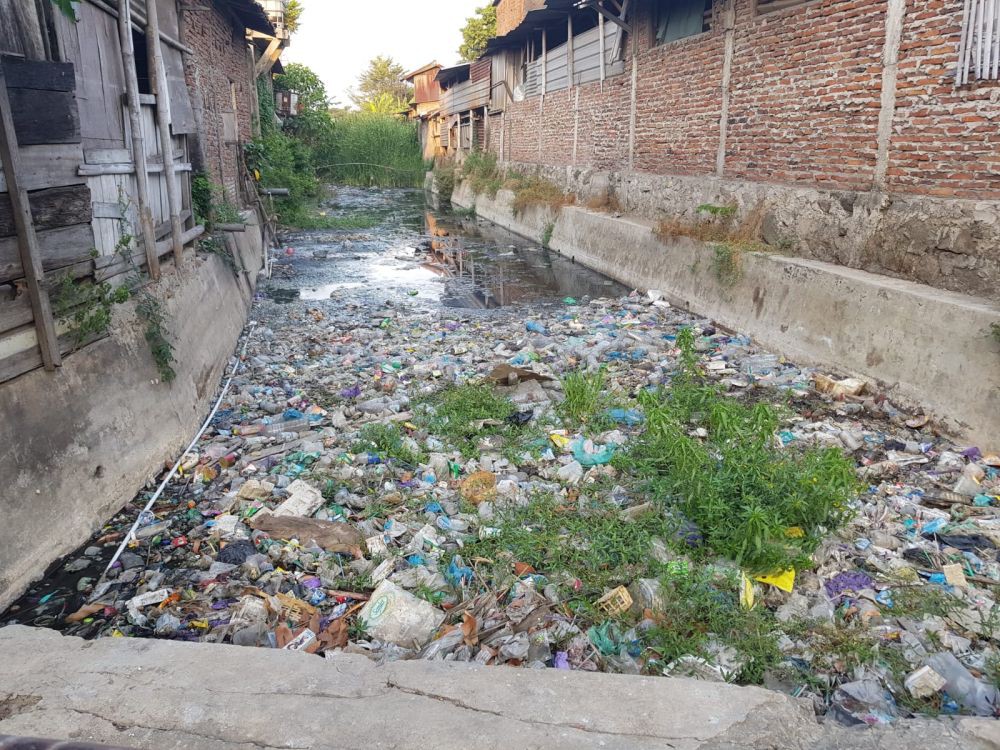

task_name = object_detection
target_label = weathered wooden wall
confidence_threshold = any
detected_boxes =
[0,0,195,385]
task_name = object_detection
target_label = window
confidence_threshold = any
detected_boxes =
[755,0,811,15]
[956,0,1000,85]
[655,0,712,45]
[133,30,152,94]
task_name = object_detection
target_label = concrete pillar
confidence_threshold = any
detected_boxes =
[874,0,907,190]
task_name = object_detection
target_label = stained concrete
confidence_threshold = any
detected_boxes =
[451,180,1000,446]
[0,214,264,611]
[492,162,1000,299]
[0,626,996,750]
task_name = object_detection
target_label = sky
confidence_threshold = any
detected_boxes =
[283,0,483,107]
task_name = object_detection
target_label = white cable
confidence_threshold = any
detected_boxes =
[103,322,257,576]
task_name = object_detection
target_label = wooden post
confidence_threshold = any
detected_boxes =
[541,29,547,95]
[599,5,606,84]
[567,13,574,88]
[145,0,184,267]
[0,63,61,370]
[117,0,160,280]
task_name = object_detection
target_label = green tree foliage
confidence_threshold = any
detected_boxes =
[283,0,303,33]
[50,0,77,20]
[349,56,411,112]
[458,5,497,62]
[275,63,330,113]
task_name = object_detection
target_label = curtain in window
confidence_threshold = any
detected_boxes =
[656,0,706,44]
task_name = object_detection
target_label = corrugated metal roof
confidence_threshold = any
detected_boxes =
[435,63,471,86]
[484,7,569,53]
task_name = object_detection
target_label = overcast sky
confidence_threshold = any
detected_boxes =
[283,0,482,107]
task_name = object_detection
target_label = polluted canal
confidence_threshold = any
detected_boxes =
[5,186,1000,726]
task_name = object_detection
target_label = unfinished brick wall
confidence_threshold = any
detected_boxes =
[179,0,256,204]
[890,0,1000,199]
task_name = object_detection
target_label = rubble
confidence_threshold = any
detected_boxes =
[3,190,999,726]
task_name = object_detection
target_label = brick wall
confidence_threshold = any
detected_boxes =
[487,0,1000,200]
[889,0,1000,199]
[496,0,546,36]
[179,0,256,204]
[726,0,886,191]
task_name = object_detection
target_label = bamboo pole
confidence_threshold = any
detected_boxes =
[117,0,160,280]
[0,62,61,370]
[145,0,184,268]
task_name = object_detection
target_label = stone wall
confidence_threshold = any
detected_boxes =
[485,0,1000,296]
[179,0,256,204]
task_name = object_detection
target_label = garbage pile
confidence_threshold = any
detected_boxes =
[6,283,999,725]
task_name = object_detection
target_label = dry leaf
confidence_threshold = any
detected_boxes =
[461,612,479,647]
[65,603,104,623]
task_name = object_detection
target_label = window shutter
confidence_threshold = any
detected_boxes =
[956,0,1000,84]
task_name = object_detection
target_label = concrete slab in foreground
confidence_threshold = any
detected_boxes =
[1,627,997,750]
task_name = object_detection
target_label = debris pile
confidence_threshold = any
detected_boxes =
[6,228,1000,726]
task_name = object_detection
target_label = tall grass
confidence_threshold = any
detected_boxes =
[320,113,428,188]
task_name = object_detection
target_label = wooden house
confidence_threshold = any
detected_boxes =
[0,0,274,386]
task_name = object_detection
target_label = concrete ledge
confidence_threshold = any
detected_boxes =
[0,626,995,750]
[452,181,1000,446]
[0,214,265,611]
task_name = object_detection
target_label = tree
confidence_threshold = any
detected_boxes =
[349,56,411,111]
[458,5,496,62]
[284,0,303,34]
[275,63,329,113]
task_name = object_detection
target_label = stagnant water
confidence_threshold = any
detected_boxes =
[1,186,627,632]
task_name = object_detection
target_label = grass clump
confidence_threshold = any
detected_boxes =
[619,329,859,574]
[462,494,673,595]
[462,151,502,197]
[643,566,783,683]
[281,207,382,231]
[418,383,515,457]
[541,222,554,249]
[322,113,428,188]
[992,322,1000,344]
[135,291,176,383]
[504,172,574,214]
[433,165,456,202]
[353,422,424,466]
[711,244,743,286]
[558,367,610,425]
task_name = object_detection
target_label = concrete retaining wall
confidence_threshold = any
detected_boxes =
[450,180,1000,447]
[498,162,1000,300]
[0,214,264,610]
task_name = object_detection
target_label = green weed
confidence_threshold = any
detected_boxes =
[433,166,456,202]
[51,272,130,348]
[541,222,555,249]
[992,322,1000,344]
[697,203,737,218]
[135,291,176,383]
[352,422,424,466]
[643,567,783,683]
[558,367,610,425]
[417,383,514,458]
[617,333,859,574]
[462,494,673,595]
[462,151,502,197]
[711,244,743,286]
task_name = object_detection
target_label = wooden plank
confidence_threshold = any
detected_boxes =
[0,62,61,368]
[0,142,85,192]
[93,201,123,219]
[84,148,132,164]
[7,88,81,146]
[0,224,95,284]
[0,57,76,91]
[0,292,32,333]
[0,326,107,384]
[0,184,91,238]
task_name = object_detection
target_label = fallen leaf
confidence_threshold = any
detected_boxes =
[461,612,479,647]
